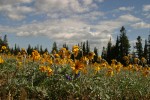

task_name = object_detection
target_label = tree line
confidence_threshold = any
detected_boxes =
[0,26,150,65]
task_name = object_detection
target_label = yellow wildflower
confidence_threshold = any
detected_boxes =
[72,45,79,57]
[47,67,53,76]
[39,66,47,72]
[106,68,114,77]
[71,60,84,74]
[0,56,4,64]
[1,46,7,50]
[88,52,95,60]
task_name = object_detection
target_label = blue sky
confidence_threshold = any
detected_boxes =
[0,0,150,53]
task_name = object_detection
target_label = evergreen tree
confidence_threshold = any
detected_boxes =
[119,26,130,64]
[63,43,68,50]
[86,40,90,55]
[3,35,8,47]
[0,36,3,48]
[111,45,117,60]
[14,44,20,55]
[101,47,107,60]
[135,36,143,59]
[114,36,120,61]
[82,42,86,56]
[93,47,98,62]
[143,40,148,60]
[51,42,58,53]
[106,38,112,64]
[148,35,150,64]
[44,48,48,53]
[40,45,44,54]
[27,44,33,55]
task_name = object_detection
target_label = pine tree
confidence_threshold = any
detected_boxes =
[148,35,150,64]
[115,36,120,61]
[0,36,3,48]
[93,47,98,62]
[40,45,44,54]
[3,35,8,47]
[106,38,112,64]
[51,42,58,53]
[27,44,33,55]
[44,48,48,53]
[143,40,148,60]
[82,42,86,56]
[119,26,130,64]
[63,43,68,50]
[101,47,107,60]
[135,36,143,59]
[86,40,90,55]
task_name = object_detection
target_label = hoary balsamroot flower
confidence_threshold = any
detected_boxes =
[106,68,114,77]
[59,48,67,56]
[54,54,60,58]
[142,70,149,77]
[47,67,53,76]
[93,62,101,74]
[39,66,47,72]
[88,52,95,60]
[21,48,27,55]
[115,62,122,73]
[39,66,53,76]
[71,60,84,74]
[111,59,117,65]
[72,45,79,57]
[1,46,7,50]
[0,56,4,64]
[134,58,140,64]
[32,50,40,61]
[141,57,147,64]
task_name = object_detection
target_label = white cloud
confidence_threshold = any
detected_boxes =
[131,22,150,29]
[34,0,95,14]
[0,3,34,20]
[118,14,141,22]
[118,6,134,11]
[0,0,33,5]
[0,12,143,51]
[96,0,105,3]
[0,0,148,52]
[83,0,93,5]
[143,5,150,11]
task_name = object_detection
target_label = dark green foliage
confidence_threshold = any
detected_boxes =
[101,47,107,60]
[135,36,143,59]
[114,36,120,61]
[82,42,86,56]
[106,38,112,64]
[93,47,98,63]
[63,43,69,50]
[86,40,90,55]
[119,26,131,64]
[144,40,148,59]
[51,42,58,53]
[27,44,33,55]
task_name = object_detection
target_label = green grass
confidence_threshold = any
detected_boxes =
[0,57,150,100]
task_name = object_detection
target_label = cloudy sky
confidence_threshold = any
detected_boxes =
[0,0,150,53]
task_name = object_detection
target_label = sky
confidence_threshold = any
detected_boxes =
[0,0,150,53]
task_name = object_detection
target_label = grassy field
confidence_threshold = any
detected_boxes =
[0,47,150,100]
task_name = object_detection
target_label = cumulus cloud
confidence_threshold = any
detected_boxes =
[0,1,34,20]
[118,14,141,22]
[118,6,134,11]
[143,5,150,11]
[131,22,150,29]
[0,0,148,52]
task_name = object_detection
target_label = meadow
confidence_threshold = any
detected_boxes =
[0,45,150,100]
